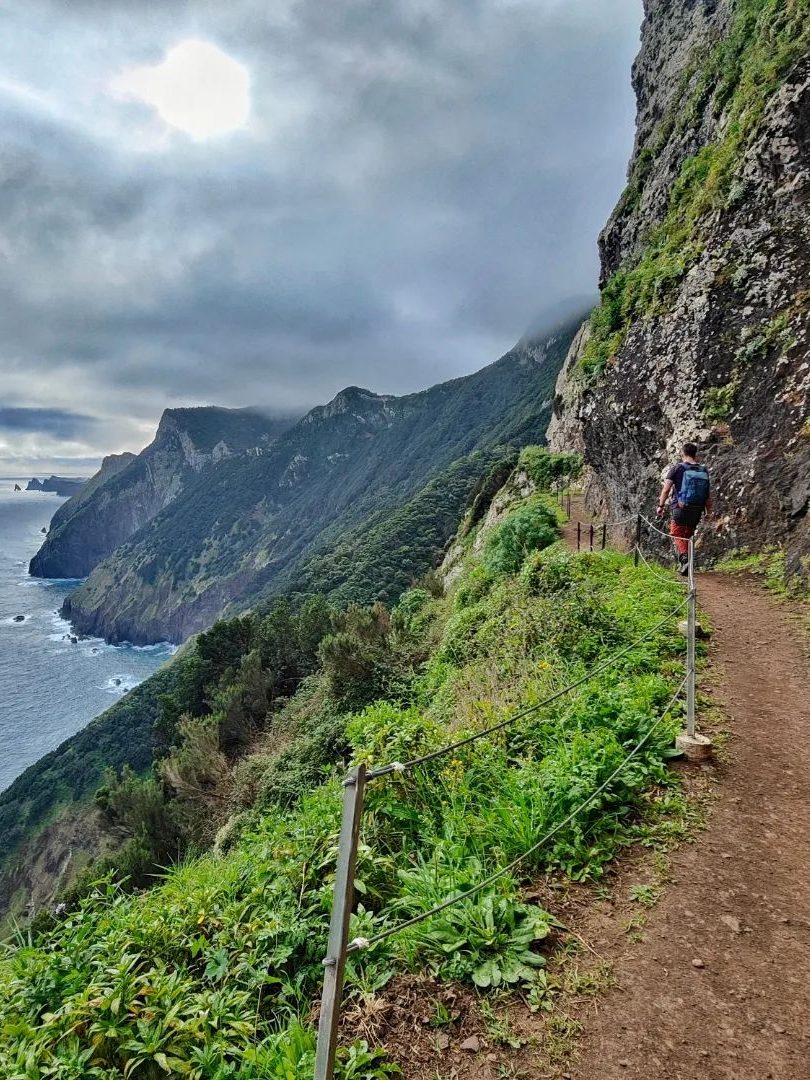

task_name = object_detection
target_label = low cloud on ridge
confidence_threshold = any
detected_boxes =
[0,0,642,472]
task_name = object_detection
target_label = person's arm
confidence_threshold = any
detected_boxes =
[656,477,674,517]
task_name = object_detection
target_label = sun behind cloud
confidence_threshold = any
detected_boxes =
[111,39,250,141]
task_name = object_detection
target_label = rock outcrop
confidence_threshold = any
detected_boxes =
[26,476,87,497]
[29,408,295,580]
[549,0,810,585]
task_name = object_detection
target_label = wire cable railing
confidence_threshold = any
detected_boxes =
[348,675,687,955]
[367,597,688,780]
[639,513,678,540]
[313,501,703,1080]
[633,543,689,587]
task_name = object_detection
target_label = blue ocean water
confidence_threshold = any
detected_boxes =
[0,481,174,793]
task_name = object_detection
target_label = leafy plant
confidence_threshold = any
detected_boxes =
[0,482,689,1076]
[704,382,738,422]
[393,849,551,989]
[517,447,583,491]
[629,883,658,907]
[482,499,559,577]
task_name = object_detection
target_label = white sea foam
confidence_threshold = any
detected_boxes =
[2,614,29,626]
[132,641,178,655]
[100,675,138,695]
[46,612,176,657]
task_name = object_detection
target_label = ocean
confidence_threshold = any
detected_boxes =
[0,481,174,794]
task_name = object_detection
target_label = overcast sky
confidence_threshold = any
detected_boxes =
[0,0,642,475]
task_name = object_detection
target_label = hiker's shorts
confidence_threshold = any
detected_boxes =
[670,520,695,556]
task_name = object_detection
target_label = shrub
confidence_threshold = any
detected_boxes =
[704,382,738,422]
[517,447,583,490]
[482,500,559,577]
[319,603,394,707]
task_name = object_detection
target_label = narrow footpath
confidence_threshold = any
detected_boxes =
[566,525,810,1078]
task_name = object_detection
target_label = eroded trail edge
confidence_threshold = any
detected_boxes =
[573,573,810,1080]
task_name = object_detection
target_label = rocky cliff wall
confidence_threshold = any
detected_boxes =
[29,408,290,580]
[549,0,810,585]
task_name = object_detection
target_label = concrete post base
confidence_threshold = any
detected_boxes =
[675,732,713,762]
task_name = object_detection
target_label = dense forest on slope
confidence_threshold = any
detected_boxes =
[0,452,691,1077]
[0,322,579,925]
[60,319,579,645]
[549,0,810,585]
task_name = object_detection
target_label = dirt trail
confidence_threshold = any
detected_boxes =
[569,557,810,1078]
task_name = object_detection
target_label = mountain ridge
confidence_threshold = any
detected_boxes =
[59,317,582,644]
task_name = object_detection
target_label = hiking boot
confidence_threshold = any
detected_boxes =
[677,554,689,576]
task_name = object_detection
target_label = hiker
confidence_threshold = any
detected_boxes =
[656,442,711,574]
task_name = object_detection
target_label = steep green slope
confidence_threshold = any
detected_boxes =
[62,320,578,644]
[30,408,296,580]
[0,461,689,1077]
[44,452,137,534]
[0,451,507,904]
[0,321,577,926]
[0,663,184,920]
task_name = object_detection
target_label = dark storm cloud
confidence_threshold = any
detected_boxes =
[0,407,96,439]
[0,0,643,471]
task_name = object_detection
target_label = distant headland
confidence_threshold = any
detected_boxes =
[23,476,88,497]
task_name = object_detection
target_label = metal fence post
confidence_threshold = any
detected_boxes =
[314,763,367,1080]
[601,523,607,551]
[577,522,581,552]
[589,523,594,552]
[567,490,571,517]
[634,513,642,567]
[686,539,696,739]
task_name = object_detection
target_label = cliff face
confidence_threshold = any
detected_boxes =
[29,408,294,579]
[60,318,580,644]
[549,0,810,583]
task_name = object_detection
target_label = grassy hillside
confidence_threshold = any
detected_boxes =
[0,449,513,900]
[0,456,690,1078]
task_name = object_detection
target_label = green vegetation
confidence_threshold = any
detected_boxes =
[158,407,293,454]
[63,317,582,645]
[704,382,738,423]
[273,450,513,607]
[717,546,810,602]
[481,496,560,576]
[0,663,185,880]
[578,0,810,381]
[0,458,689,1077]
[3,322,583,885]
[517,447,582,490]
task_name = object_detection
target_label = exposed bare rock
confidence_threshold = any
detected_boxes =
[549,6,810,586]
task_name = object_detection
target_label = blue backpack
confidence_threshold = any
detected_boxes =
[678,464,710,509]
